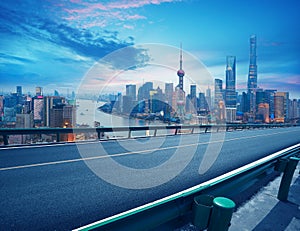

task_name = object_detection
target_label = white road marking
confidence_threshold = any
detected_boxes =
[0,129,299,171]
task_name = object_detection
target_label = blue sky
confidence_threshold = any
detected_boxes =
[0,0,299,98]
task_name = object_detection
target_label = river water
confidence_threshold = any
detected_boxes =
[76,99,144,127]
[76,99,167,137]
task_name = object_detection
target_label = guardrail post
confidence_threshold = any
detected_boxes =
[192,195,214,230]
[277,156,300,201]
[56,133,60,142]
[208,197,236,231]
[3,135,9,145]
[128,130,131,138]
[175,128,178,135]
[154,129,157,137]
[205,127,208,133]
[191,128,194,134]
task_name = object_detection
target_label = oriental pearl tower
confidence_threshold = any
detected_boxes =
[177,43,185,91]
[176,43,185,117]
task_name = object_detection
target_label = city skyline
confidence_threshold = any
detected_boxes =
[0,0,300,98]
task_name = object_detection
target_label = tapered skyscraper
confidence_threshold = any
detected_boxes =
[225,56,236,108]
[247,35,257,113]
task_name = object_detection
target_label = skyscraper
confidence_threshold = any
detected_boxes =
[177,43,185,91]
[126,84,136,101]
[16,86,23,105]
[189,84,197,112]
[44,96,64,127]
[33,96,44,126]
[290,99,298,119]
[0,95,4,120]
[265,89,277,120]
[137,82,153,101]
[274,94,284,123]
[247,35,258,113]
[225,56,236,108]
[190,85,196,99]
[165,83,173,106]
[206,86,212,110]
[16,86,22,96]
[214,79,223,109]
[274,92,289,122]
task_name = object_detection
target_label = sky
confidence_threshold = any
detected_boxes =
[0,0,300,98]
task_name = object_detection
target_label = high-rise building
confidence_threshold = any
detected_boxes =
[247,35,258,114]
[50,104,64,128]
[186,85,197,113]
[126,84,136,101]
[206,86,212,110]
[0,95,4,120]
[190,85,196,99]
[44,96,65,127]
[33,96,44,126]
[16,86,22,96]
[255,89,266,107]
[165,83,173,107]
[138,82,153,101]
[122,95,133,114]
[149,88,165,113]
[225,56,236,108]
[63,105,76,127]
[239,92,248,113]
[198,92,207,111]
[214,79,223,108]
[274,95,284,123]
[274,92,289,122]
[265,89,277,120]
[36,87,42,97]
[290,99,298,119]
[16,86,24,106]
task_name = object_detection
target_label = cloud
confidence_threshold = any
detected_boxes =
[0,53,36,64]
[0,3,136,60]
[0,1,152,90]
[123,25,135,30]
[58,0,180,29]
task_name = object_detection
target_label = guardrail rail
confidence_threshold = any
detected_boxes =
[73,143,300,231]
[0,123,296,146]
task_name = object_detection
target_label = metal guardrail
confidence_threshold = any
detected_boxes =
[73,143,300,231]
[0,123,296,145]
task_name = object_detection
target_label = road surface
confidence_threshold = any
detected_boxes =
[0,126,299,230]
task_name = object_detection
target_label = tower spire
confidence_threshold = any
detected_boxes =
[180,42,183,70]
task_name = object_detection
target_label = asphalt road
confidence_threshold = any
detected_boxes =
[0,127,300,230]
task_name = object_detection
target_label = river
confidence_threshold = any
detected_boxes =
[76,99,167,137]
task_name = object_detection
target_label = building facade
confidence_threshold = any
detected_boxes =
[225,56,237,108]
[247,35,258,114]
